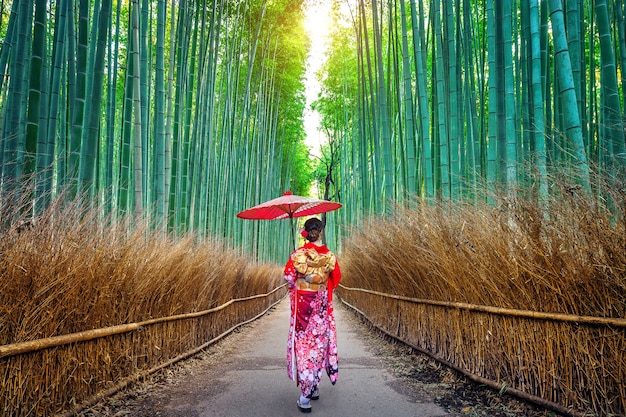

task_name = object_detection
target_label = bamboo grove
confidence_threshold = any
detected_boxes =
[0,0,314,261]
[3,0,626,256]
[315,0,626,230]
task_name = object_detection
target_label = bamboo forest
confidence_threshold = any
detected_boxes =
[0,0,625,416]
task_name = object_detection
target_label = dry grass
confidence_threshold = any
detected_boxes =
[0,199,282,345]
[337,177,625,416]
[341,181,625,317]
[0,193,285,415]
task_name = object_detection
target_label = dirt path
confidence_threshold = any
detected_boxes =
[78,299,553,417]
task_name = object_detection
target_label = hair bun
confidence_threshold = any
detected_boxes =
[304,217,324,232]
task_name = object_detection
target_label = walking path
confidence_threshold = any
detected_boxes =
[88,298,448,417]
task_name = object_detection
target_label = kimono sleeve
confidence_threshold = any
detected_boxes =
[283,253,298,288]
[327,260,342,293]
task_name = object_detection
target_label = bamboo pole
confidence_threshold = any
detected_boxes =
[0,285,287,359]
[338,284,626,327]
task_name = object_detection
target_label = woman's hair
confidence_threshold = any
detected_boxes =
[304,217,324,242]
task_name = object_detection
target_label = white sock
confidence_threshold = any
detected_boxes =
[299,395,310,405]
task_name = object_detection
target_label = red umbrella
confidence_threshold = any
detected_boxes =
[236,191,342,250]
[236,191,342,220]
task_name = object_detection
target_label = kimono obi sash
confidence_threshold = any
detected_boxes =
[296,279,327,291]
[292,247,336,291]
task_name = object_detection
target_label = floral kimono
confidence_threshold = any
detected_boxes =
[284,242,341,398]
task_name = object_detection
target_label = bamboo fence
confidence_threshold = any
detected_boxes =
[0,285,287,417]
[337,285,625,417]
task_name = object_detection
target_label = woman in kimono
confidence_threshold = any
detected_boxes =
[284,217,341,413]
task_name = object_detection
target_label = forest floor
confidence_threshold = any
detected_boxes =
[78,300,561,417]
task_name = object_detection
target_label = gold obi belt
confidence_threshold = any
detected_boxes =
[296,278,327,291]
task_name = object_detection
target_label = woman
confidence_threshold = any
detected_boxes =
[284,217,341,413]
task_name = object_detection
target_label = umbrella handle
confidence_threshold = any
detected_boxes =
[290,216,297,251]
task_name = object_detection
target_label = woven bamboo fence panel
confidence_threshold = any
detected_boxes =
[337,285,625,417]
[0,285,286,417]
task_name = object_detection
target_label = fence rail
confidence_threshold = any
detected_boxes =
[0,285,287,359]
[337,284,625,417]
[0,284,287,417]
[339,285,626,327]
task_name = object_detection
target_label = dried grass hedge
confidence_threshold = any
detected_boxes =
[337,181,625,417]
[0,196,285,416]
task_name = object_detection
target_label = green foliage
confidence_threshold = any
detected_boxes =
[314,25,358,131]
[0,0,316,261]
[288,139,316,195]
[265,0,315,196]
[313,0,625,228]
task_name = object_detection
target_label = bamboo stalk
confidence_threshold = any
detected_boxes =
[0,285,287,359]
[338,285,626,327]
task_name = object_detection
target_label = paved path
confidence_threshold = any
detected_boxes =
[129,298,448,417]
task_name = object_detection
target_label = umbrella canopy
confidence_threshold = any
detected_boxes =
[237,191,342,251]
[236,191,342,220]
